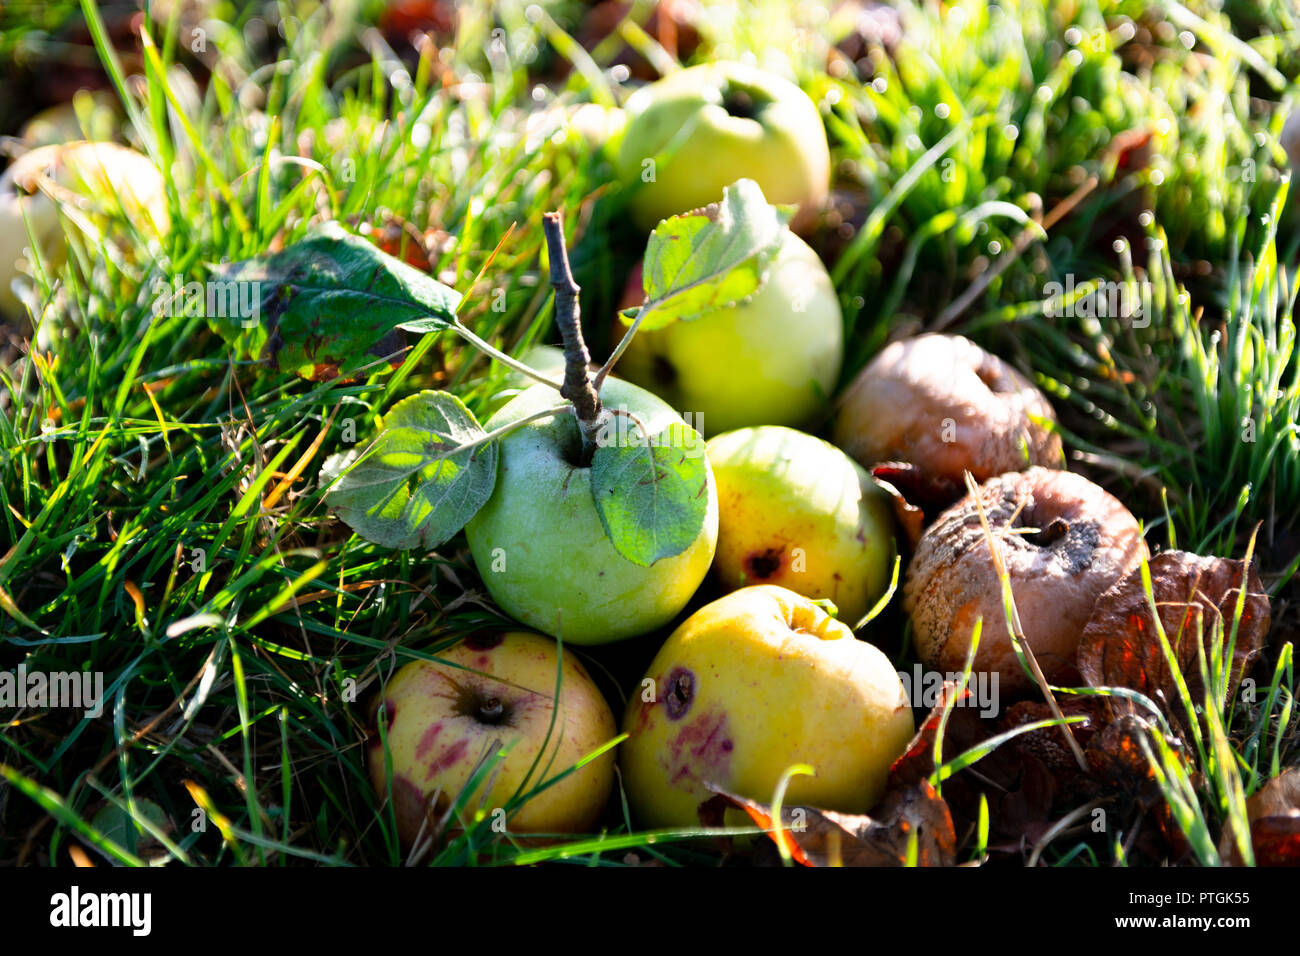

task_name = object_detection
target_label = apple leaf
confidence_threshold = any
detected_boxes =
[211,221,462,381]
[321,390,495,550]
[589,418,710,566]
[630,178,791,331]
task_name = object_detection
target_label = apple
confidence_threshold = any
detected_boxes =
[0,141,169,320]
[464,375,719,644]
[527,102,628,156]
[616,61,830,233]
[18,92,119,147]
[620,585,915,828]
[614,228,843,436]
[706,425,896,626]
[368,630,617,846]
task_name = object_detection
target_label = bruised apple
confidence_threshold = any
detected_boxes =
[620,585,915,828]
[706,425,896,626]
[368,630,616,846]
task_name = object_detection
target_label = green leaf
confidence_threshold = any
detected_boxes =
[632,178,791,331]
[589,417,710,566]
[321,391,496,550]
[212,222,462,380]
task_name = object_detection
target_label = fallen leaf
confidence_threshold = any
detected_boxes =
[869,470,926,551]
[1226,769,1300,867]
[705,781,956,867]
[1077,550,1270,735]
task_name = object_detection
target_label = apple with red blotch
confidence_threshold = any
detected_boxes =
[620,585,915,829]
[367,630,616,846]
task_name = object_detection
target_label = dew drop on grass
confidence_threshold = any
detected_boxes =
[1139,210,1154,227]
[872,77,887,93]
[1064,26,1082,45]
[1067,49,1083,66]
[935,102,950,119]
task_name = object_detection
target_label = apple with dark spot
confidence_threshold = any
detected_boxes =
[620,585,915,828]
[707,425,897,626]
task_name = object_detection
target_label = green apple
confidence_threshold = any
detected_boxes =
[368,630,616,847]
[706,425,896,626]
[615,228,843,436]
[620,585,915,828]
[465,376,719,644]
[616,61,830,232]
[0,141,169,320]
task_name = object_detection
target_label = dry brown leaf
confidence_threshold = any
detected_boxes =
[1231,769,1300,867]
[868,468,927,552]
[1077,550,1270,734]
[705,781,956,867]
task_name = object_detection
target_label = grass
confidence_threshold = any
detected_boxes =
[0,0,1298,867]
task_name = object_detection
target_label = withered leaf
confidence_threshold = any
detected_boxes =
[869,469,926,552]
[1077,550,1270,732]
[871,461,961,534]
[704,782,956,867]
[1222,769,1300,867]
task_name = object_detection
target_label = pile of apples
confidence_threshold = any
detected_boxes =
[363,61,1149,851]
[366,61,1097,853]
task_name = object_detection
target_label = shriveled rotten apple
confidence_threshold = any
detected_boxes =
[903,467,1146,696]
[833,334,1063,498]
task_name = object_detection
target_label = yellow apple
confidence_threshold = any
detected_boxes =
[616,61,830,232]
[368,630,617,847]
[0,141,169,320]
[620,585,915,828]
[706,425,896,626]
[615,229,843,436]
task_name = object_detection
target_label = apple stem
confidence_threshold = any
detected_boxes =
[542,210,603,461]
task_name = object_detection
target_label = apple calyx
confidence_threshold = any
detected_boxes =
[719,82,766,121]
[452,680,512,726]
[476,696,507,724]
